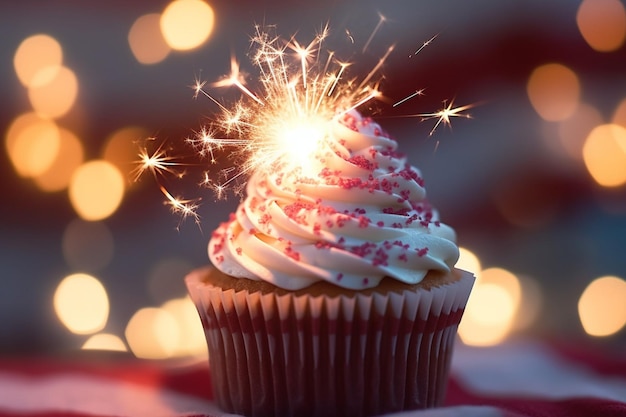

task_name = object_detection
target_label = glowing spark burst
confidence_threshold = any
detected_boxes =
[133,140,181,181]
[135,21,473,225]
[417,100,474,136]
[159,185,201,226]
[133,141,201,226]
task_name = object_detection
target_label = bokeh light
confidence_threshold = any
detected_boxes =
[161,297,208,357]
[82,333,127,352]
[125,307,180,359]
[28,65,78,119]
[160,0,215,51]
[62,219,115,271]
[456,247,482,282]
[459,283,515,346]
[578,275,626,337]
[33,127,84,192]
[582,123,626,187]
[69,160,125,221]
[54,273,109,335]
[527,63,580,121]
[577,0,626,52]
[481,267,522,306]
[458,267,523,346]
[5,113,60,178]
[13,34,63,87]
[128,13,171,64]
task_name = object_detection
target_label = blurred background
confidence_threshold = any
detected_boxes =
[1,0,625,359]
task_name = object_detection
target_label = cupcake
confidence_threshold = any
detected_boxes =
[185,109,474,417]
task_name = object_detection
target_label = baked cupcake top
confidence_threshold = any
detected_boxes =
[209,109,459,290]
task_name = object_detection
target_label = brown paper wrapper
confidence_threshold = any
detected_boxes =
[186,267,474,417]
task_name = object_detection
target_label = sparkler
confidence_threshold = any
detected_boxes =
[135,20,472,223]
[414,100,475,136]
[133,140,201,225]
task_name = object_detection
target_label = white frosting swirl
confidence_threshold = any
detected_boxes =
[209,110,459,290]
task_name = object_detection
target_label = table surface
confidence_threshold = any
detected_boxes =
[0,340,625,417]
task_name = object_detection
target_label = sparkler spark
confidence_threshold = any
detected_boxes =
[410,33,438,58]
[134,140,181,181]
[362,12,387,53]
[416,100,474,136]
[135,22,472,225]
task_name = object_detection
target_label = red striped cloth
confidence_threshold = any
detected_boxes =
[1,340,625,417]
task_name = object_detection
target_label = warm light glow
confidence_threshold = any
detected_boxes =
[82,333,127,352]
[62,219,115,271]
[578,275,626,337]
[128,13,171,64]
[28,65,78,119]
[577,0,626,52]
[456,247,482,282]
[160,0,214,51]
[458,267,522,346]
[481,267,522,306]
[161,297,208,357]
[54,273,109,335]
[458,283,515,346]
[5,113,60,178]
[273,116,328,173]
[125,307,180,359]
[527,63,580,121]
[69,160,125,221]
[582,123,626,187]
[557,102,603,161]
[13,34,63,87]
[33,127,84,192]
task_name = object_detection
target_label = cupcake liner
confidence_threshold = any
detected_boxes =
[186,268,474,417]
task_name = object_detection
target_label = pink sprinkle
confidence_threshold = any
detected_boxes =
[284,246,301,261]
[336,215,348,227]
[347,155,377,171]
[358,216,371,228]
[372,248,389,267]
[416,247,429,257]
[212,243,223,255]
[236,247,242,255]
[336,273,343,281]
